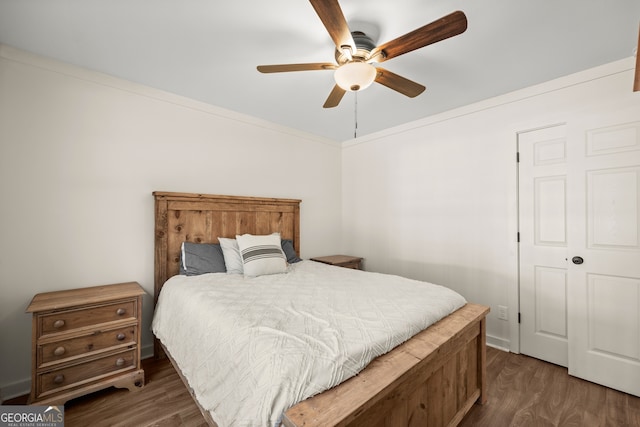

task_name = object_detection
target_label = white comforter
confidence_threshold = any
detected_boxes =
[152,260,466,427]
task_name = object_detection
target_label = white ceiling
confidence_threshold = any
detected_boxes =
[1,1,638,142]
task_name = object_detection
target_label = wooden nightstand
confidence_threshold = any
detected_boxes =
[26,281,145,405]
[310,255,363,270]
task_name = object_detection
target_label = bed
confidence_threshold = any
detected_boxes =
[152,191,489,427]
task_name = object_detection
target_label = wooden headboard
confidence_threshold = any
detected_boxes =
[153,192,301,302]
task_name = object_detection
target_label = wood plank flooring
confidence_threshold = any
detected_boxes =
[459,347,640,427]
[4,346,640,426]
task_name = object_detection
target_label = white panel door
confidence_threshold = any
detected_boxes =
[567,107,640,396]
[519,104,640,395]
[519,124,569,367]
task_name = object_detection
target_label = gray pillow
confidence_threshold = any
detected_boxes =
[281,239,302,263]
[180,242,227,275]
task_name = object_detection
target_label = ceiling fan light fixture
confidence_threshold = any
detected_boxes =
[334,62,377,92]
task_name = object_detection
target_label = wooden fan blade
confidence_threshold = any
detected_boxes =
[309,0,356,54]
[257,63,337,73]
[370,10,467,62]
[323,85,346,108]
[375,67,426,98]
[634,25,639,91]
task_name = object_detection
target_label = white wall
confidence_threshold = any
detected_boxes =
[0,45,342,400]
[342,57,639,351]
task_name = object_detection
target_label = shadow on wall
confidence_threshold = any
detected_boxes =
[360,255,512,346]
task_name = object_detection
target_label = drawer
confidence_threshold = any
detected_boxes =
[38,300,136,336]
[37,348,137,397]
[339,261,361,269]
[39,325,137,367]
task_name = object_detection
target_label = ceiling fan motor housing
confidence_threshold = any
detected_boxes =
[335,31,378,64]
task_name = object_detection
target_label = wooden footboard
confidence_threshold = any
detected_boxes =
[282,303,489,427]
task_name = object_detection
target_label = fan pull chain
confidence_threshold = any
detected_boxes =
[354,91,358,139]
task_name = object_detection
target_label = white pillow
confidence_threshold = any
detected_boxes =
[236,233,286,277]
[218,237,244,274]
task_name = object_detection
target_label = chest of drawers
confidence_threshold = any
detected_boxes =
[26,282,145,404]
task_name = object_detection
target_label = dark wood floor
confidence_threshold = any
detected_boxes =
[5,347,640,426]
[460,347,640,427]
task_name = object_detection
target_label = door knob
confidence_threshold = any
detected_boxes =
[572,256,584,265]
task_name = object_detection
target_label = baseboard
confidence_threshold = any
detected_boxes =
[1,343,155,404]
[141,343,154,360]
[486,334,510,352]
[0,379,29,404]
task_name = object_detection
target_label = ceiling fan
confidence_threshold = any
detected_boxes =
[257,0,468,108]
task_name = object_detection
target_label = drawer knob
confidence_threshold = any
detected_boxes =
[52,319,65,329]
[116,308,126,316]
[53,346,66,356]
[53,374,64,384]
[116,333,126,341]
[115,357,126,367]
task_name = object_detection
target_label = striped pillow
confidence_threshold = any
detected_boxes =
[236,233,286,277]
